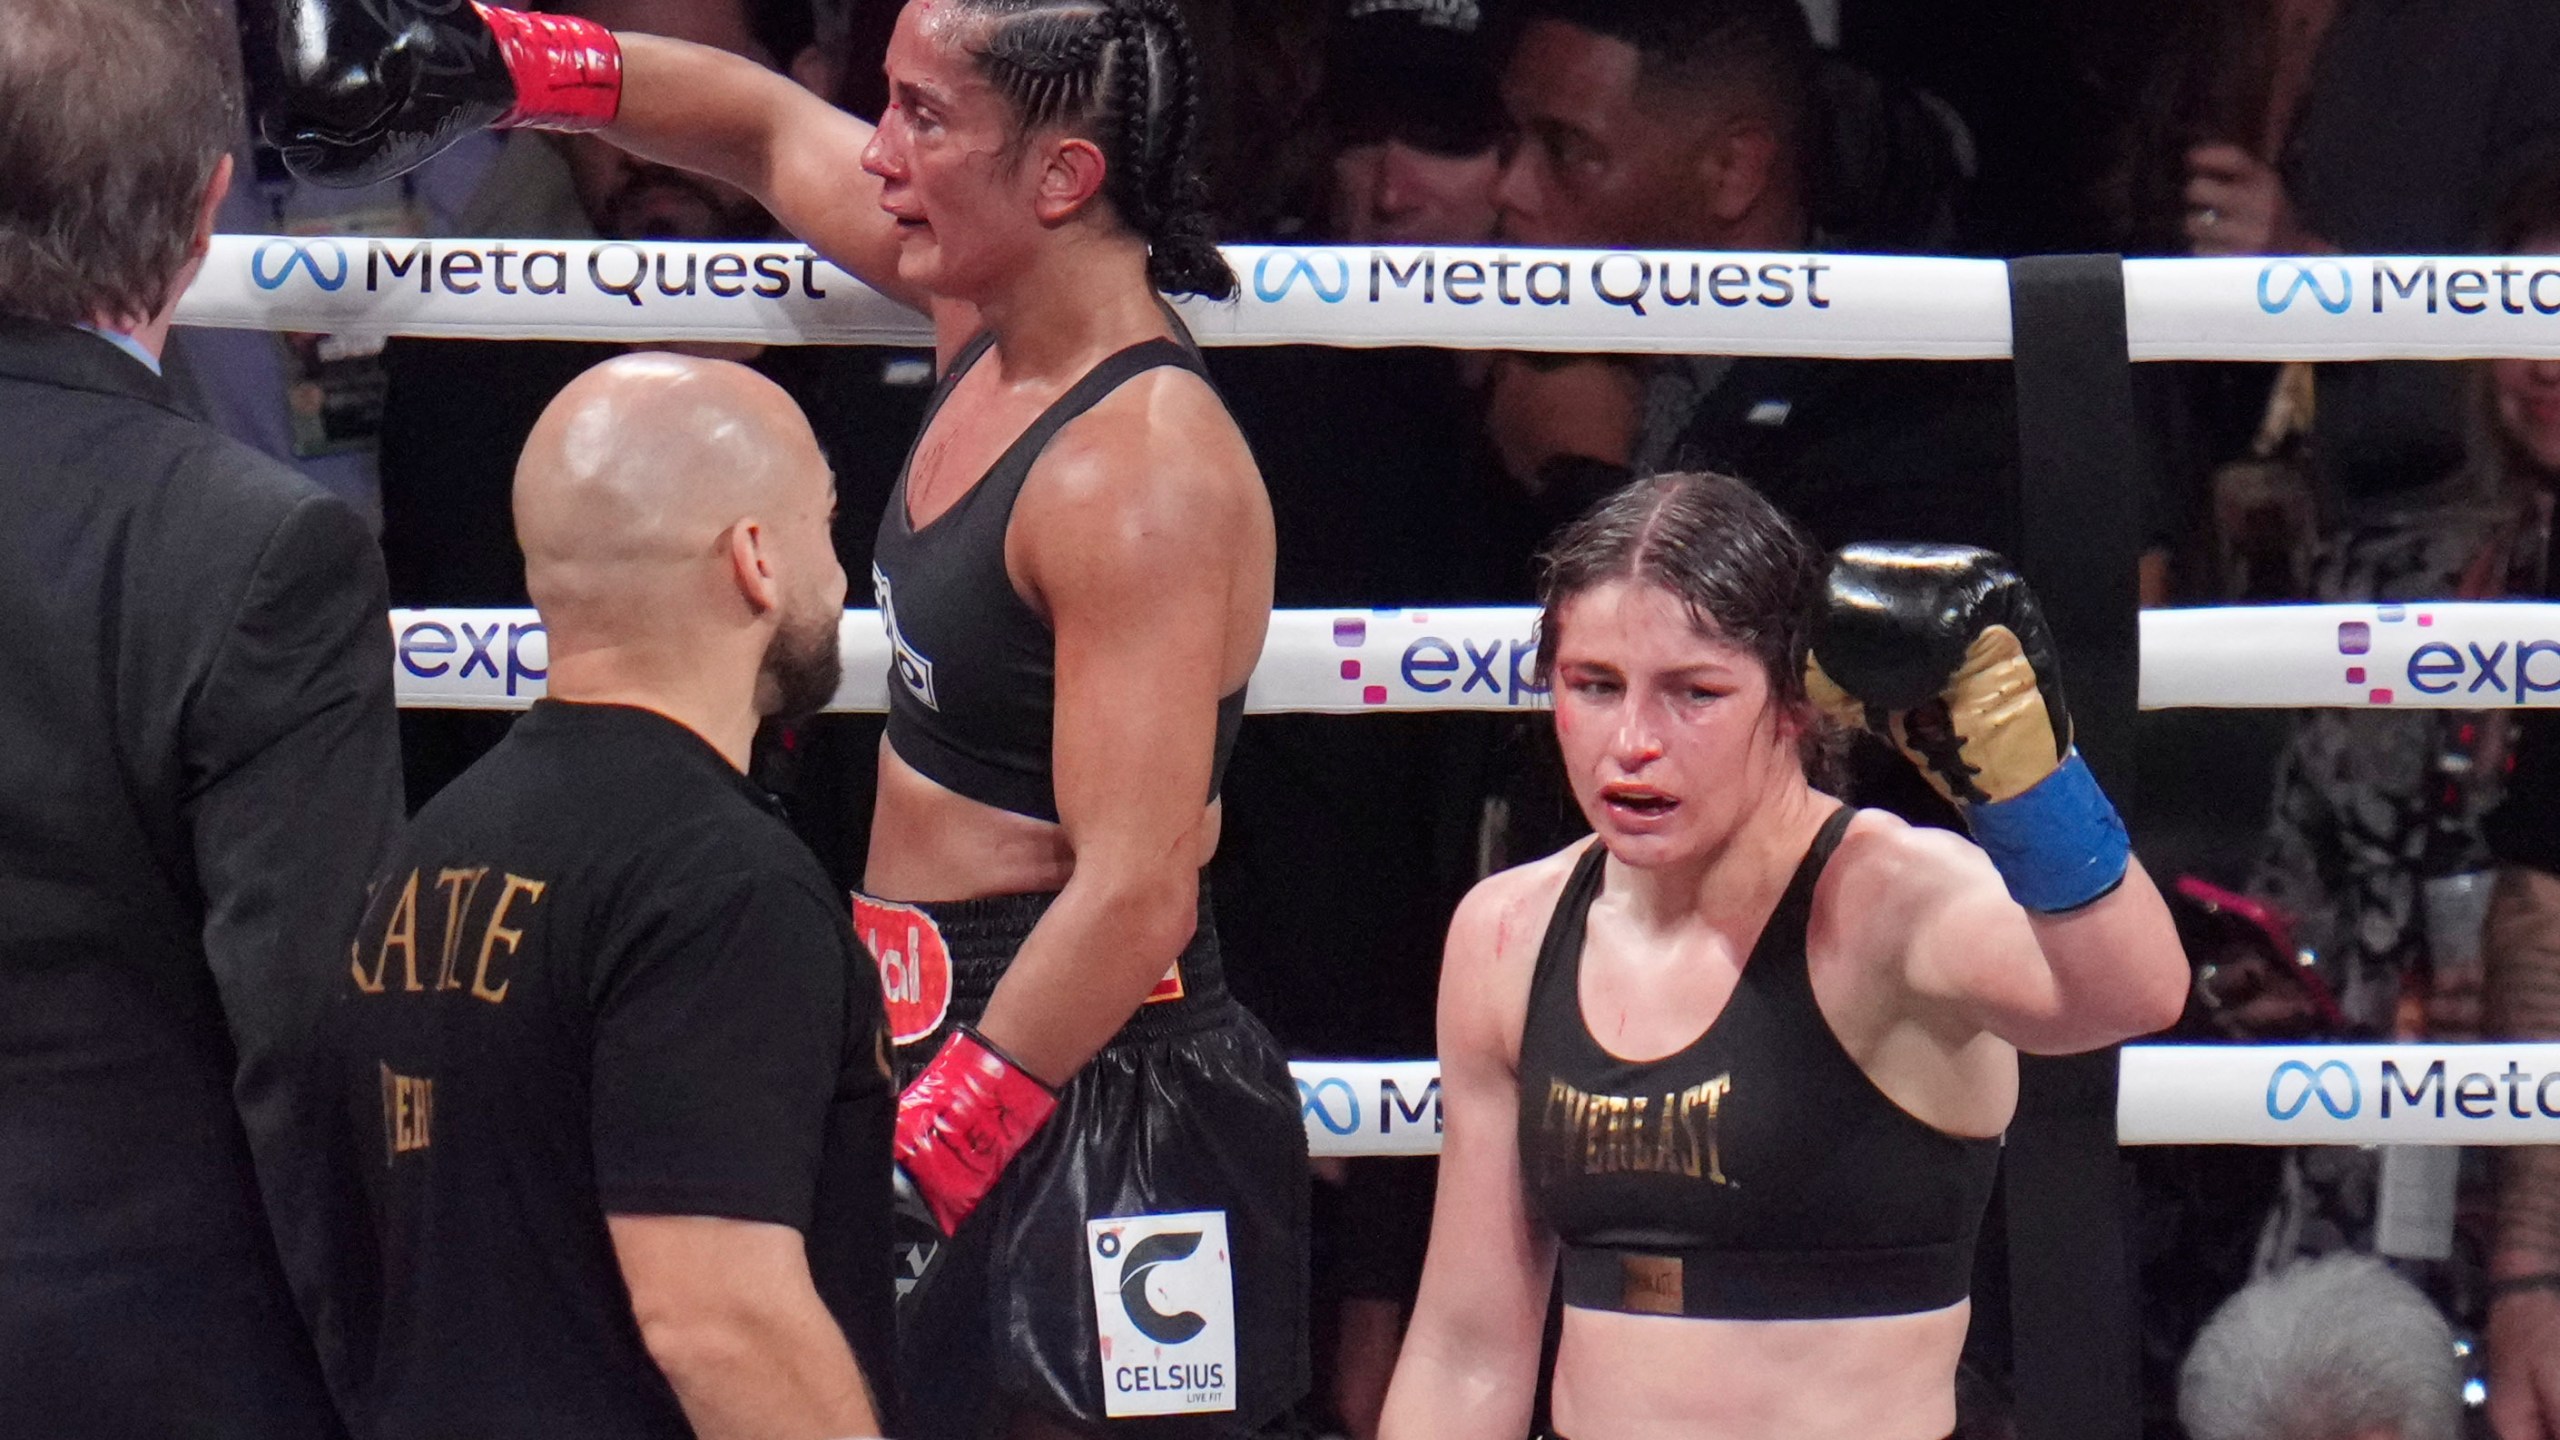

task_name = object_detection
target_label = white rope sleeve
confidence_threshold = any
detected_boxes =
[1289,1046,2560,1158]
[178,236,2560,360]
[389,602,2560,714]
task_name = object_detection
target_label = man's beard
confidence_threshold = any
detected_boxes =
[759,602,844,723]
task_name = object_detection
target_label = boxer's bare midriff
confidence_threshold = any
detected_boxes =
[861,740,1223,903]
[1550,1300,1968,1440]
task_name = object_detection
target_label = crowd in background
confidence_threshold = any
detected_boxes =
[156,1,2560,1436]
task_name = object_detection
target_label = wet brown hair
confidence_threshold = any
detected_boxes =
[1535,470,1832,771]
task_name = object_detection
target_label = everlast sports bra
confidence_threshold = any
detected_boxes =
[1518,808,2003,1321]
[871,326,1247,824]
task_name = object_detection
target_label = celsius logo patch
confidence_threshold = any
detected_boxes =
[1111,1230,1208,1343]
[1087,1211,1237,1418]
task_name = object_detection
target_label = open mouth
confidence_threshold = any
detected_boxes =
[1602,787,1679,820]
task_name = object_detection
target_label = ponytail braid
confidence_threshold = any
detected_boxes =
[956,0,1235,300]
[1118,0,1232,300]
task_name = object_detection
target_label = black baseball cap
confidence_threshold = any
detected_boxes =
[1318,0,1505,157]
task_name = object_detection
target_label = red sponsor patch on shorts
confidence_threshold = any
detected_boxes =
[851,895,953,1046]
[1145,963,1185,1005]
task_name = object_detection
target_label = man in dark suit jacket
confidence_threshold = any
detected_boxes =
[0,2,403,1435]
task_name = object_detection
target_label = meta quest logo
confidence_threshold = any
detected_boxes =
[2332,606,2560,706]
[2266,1055,2560,1124]
[2256,257,2560,317]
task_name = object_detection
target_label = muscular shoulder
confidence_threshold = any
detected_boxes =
[1015,366,1267,553]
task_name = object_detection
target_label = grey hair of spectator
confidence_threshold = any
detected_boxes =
[0,0,239,328]
[2178,1255,2462,1440]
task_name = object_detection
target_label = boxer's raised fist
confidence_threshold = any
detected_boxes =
[1806,543,2126,913]
[262,0,619,189]
[1805,543,2071,807]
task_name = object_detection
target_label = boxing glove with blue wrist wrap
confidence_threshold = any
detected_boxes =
[1806,544,2130,914]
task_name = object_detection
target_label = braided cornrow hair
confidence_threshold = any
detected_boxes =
[956,0,1237,299]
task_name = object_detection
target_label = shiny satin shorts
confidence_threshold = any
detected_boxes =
[881,884,1311,1438]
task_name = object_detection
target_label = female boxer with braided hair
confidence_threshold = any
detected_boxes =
[272,2,1301,1436]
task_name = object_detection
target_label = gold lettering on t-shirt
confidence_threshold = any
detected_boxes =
[351,870,421,995]
[1541,1074,1735,1187]
[469,874,547,1005]
[432,867,490,991]
[380,1061,433,1161]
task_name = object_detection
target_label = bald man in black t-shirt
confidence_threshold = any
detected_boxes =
[318,354,891,1440]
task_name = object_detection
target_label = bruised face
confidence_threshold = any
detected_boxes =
[861,0,1058,302]
[1548,579,1803,869]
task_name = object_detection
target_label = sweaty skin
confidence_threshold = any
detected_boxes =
[1382,580,2187,1440]
[586,4,1276,1090]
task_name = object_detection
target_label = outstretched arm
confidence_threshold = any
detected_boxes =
[606,36,924,311]
[1378,873,1557,1440]
[263,1,925,310]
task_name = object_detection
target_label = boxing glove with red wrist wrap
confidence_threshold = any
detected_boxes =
[262,0,620,189]
[894,1025,1060,1236]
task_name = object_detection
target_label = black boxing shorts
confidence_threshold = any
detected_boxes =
[855,882,1311,1438]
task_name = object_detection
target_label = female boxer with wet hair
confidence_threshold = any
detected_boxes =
[271,3,1303,1436]
[1376,472,2190,1440]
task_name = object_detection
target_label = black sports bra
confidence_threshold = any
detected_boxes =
[870,325,1247,823]
[1518,809,2003,1321]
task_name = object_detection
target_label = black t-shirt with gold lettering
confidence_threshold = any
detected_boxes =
[321,701,893,1440]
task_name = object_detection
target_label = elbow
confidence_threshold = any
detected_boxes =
[1083,866,1200,964]
[2118,947,2192,1040]
[630,1297,771,1394]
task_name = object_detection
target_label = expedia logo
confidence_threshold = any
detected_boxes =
[2267,1058,2362,1120]
[1096,1229,1208,1344]
[251,238,350,292]
[1299,1076,1360,1136]
[2256,259,2353,316]
[1252,251,1352,304]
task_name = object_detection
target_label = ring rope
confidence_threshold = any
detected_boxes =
[1293,1046,2560,1157]
[232,239,2554,1160]
[390,602,2560,714]
[184,236,2560,361]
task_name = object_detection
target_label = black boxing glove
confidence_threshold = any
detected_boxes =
[263,0,620,189]
[1805,543,2129,912]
